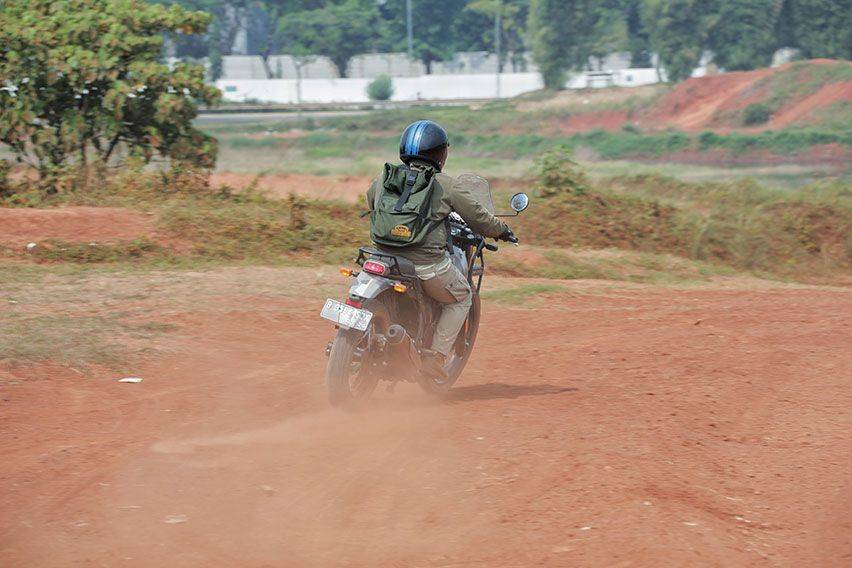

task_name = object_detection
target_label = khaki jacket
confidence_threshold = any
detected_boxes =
[366,162,508,264]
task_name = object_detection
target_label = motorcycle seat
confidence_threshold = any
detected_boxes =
[359,247,417,278]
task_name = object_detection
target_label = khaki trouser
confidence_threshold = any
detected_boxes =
[415,255,473,357]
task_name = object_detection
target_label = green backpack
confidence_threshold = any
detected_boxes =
[370,163,443,248]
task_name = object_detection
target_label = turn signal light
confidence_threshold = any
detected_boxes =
[339,267,353,277]
[393,283,407,293]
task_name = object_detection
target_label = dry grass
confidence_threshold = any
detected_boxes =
[515,84,666,113]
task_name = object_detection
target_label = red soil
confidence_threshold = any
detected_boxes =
[554,60,851,134]
[771,82,852,128]
[559,109,630,133]
[639,68,778,131]
[0,207,156,246]
[1,281,850,566]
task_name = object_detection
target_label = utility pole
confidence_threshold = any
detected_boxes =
[494,3,502,98]
[406,0,413,59]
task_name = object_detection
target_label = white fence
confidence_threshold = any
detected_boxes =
[216,68,660,104]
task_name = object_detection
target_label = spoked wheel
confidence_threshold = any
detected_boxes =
[418,292,481,396]
[326,299,390,408]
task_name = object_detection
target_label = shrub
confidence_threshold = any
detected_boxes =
[0,160,10,196]
[743,103,773,126]
[0,0,220,190]
[534,145,589,197]
[366,74,394,101]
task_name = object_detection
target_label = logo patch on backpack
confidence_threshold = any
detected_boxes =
[391,224,412,238]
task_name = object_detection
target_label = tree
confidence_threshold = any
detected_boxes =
[375,0,490,74]
[467,0,531,72]
[528,0,574,89]
[642,0,714,82]
[625,0,652,67]
[708,0,783,71]
[529,0,627,89]
[786,0,852,60]
[0,0,220,185]
[278,0,379,77]
[250,0,325,78]
[155,0,254,79]
[585,1,629,66]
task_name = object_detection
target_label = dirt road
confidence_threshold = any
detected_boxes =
[1,275,850,567]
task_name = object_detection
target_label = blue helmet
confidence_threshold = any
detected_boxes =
[399,120,449,171]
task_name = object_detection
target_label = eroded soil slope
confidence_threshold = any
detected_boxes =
[558,59,852,133]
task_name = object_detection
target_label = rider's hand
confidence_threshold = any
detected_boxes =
[498,227,518,243]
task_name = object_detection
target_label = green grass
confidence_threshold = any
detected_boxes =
[583,160,847,189]
[3,159,849,283]
[481,283,565,304]
[489,248,740,285]
[199,60,851,176]
[16,238,162,263]
[214,128,850,171]
[514,175,851,280]
[0,312,172,367]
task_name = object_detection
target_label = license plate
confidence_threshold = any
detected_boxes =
[320,299,373,331]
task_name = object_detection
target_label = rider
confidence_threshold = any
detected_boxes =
[366,120,515,379]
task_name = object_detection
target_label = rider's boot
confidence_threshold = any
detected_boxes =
[421,349,448,381]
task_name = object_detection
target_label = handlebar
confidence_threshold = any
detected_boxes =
[450,219,518,248]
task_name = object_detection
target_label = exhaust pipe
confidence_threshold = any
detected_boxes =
[386,324,408,345]
[386,324,421,370]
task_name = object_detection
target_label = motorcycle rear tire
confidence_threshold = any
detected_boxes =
[326,298,390,407]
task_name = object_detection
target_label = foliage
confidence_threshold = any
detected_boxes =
[366,75,395,101]
[374,0,490,74]
[625,0,653,68]
[786,0,852,60]
[529,0,628,89]
[151,0,852,88]
[0,0,220,190]
[516,171,851,278]
[743,103,773,126]
[527,0,570,89]
[707,0,784,71]
[642,0,714,83]
[0,160,11,197]
[467,0,532,71]
[533,146,589,196]
[4,159,849,284]
[154,0,255,79]
[278,0,379,77]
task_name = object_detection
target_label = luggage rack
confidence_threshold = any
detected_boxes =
[356,247,418,279]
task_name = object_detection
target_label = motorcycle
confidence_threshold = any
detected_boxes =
[320,187,530,407]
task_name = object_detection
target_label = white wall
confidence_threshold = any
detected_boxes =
[216,69,661,104]
[216,73,544,104]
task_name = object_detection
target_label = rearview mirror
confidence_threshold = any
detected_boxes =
[510,192,529,213]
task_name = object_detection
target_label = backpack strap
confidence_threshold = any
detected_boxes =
[373,168,386,210]
[394,169,419,212]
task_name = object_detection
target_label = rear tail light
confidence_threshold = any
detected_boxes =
[363,260,389,276]
[345,298,363,309]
